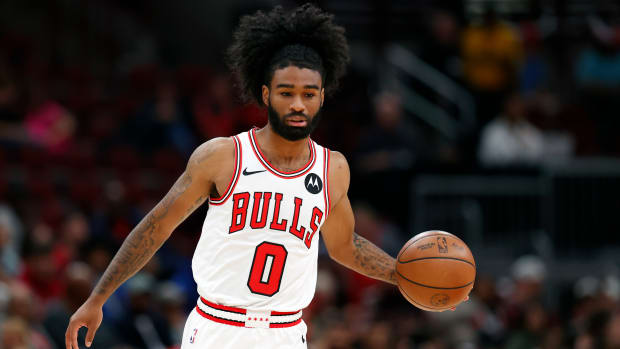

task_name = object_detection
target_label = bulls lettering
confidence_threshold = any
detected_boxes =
[305,207,323,248]
[227,192,324,248]
[289,197,305,239]
[229,192,250,233]
[250,192,271,229]
[269,193,288,231]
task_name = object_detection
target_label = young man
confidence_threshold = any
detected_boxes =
[66,4,399,348]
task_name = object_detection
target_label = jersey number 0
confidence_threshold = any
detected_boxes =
[247,242,288,296]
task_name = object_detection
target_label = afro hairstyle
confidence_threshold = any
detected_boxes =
[227,3,350,106]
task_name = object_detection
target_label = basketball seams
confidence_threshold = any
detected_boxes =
[397,233,473,264]
[397,284,444,311]
[398,233,451,260]
[395,269,474,290]
[398,256,476,267]
[396,231,475,310]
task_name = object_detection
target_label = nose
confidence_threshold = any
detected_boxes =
[290,96,305,113]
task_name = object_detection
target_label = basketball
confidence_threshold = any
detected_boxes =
[396,230,476,311]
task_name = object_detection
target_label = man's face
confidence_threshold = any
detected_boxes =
[262,65,325,141]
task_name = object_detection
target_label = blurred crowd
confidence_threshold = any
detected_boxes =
[1,1,620,348]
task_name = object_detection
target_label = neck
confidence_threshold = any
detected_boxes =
[255,124,309,161]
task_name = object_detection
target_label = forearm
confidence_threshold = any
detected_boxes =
[88,171,196,305]
[332,233,397,285]
[89,213,168,305]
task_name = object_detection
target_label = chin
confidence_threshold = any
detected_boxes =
[280,129,310,141]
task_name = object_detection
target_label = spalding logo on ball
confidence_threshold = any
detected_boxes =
[396,230,475,312]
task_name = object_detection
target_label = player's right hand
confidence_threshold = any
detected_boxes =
[65,299,103,349]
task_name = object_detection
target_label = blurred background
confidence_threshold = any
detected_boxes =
[1,0,620,348]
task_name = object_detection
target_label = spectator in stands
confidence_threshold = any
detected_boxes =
[83,238,114,278]
[0,204,23,282]
[604,312,620,349]
[526,91,577,159]
[504,302,549,349]
[192,73,238,139]
[501,254,548,338]
[470,275,505,347]
[420,8,475,163]
[129,78,196,156]
[575,13,620,155]
[576,15,620,87]
[461,3,523,124]
[155,281,187,347]
[0,64,26,147]
[44,262,92,348]
[114,272,173,348]
[417,336,449,349]
[19,234,64,307]
[361,321,395,349]
[51,212,90,272]
[519,21,551,95]
[23,85,77,155]
[44,262,121,348]
[354,91,423,226]
[478,93,544,166]
[1,317,32,349]
[6,282,54,349]
[420,8,463,82]
[510,255,547,304]
[313,317,357,349]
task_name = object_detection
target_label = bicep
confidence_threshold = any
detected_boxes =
[152,169,209,233]
[320,150,355,259]
[152,138,232,233]
[321,193,355,260]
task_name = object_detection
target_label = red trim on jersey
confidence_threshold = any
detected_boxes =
[269,318,302,328]
[323,148,331,218]
[248,128,316,179]
[210,135,242,206]
[270,310,300,316]
[196,298,302,329]
[195,306,245,327]
[200,297,246,314]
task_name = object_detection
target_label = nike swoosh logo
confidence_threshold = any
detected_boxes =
[242,168,266,176]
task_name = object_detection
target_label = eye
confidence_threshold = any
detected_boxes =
[304,93,315,98]
[280,92,291,96]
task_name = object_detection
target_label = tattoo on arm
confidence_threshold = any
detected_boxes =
[182,194,205,220]
[94,172,194,297]
[351,233,397,285]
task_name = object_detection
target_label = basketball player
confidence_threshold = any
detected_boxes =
[66,4,409,348]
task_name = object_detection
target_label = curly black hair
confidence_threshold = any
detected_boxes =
[227,3,350,106]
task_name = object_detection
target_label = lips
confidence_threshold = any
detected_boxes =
[285,116,308,127]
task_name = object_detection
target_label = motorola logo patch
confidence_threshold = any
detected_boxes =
[304,173,322,194]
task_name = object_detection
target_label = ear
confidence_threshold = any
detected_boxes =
[320,88,325,107]
[262,85,270,106]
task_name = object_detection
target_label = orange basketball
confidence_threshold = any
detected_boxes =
[396,230,476,311]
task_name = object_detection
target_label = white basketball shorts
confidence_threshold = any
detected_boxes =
[180,301,308,349]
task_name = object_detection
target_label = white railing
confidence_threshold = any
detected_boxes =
[382,44,476,139]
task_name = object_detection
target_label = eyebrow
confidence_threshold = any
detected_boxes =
[275,84,320,90]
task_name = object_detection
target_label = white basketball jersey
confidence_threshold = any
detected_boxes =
[192,128,331,312]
